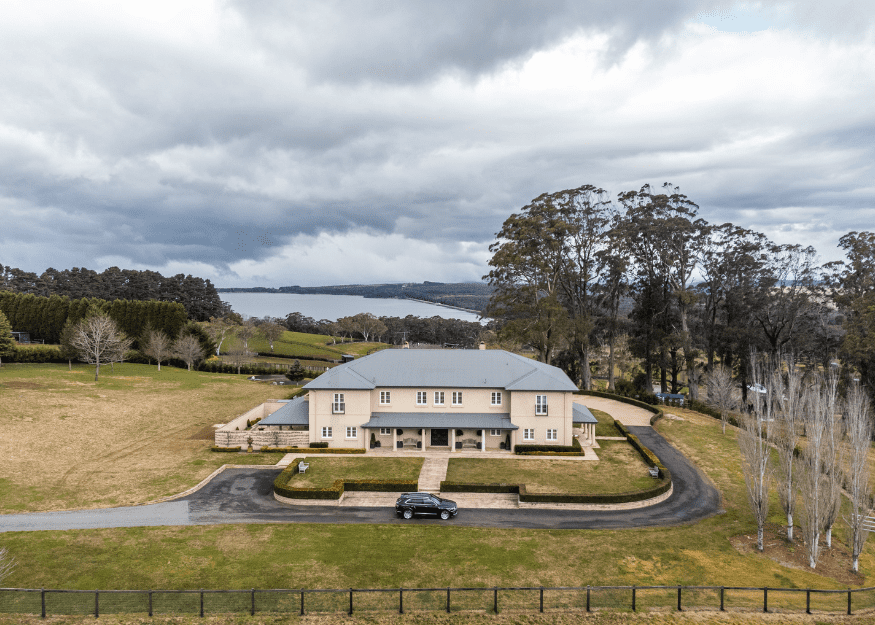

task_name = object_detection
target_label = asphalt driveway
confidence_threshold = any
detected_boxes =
[0,426,721,532]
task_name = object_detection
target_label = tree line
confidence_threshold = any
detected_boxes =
[282,311,492,347]
[485,183,874,403]
[0,264,229,321]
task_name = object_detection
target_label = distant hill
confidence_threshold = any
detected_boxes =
[217,282,494,314]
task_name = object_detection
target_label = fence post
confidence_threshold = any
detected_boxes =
[763,587,768,613]
[806,589,810,614]
[41,589,45,619]
[399,588,403,614]
[251,588,255,616]
[349,588,353,615]
[95,590,99,618]
[586,586,590,612]
[200,590,204,618]
[494,587,498,614]
[300,590,305,616]
[720,587,724,611]
[148,591,153,617]
[632,586,636,612]
[677,586,682,611]
[848,589,852,615]
[446,588,450,613]
[540,586,544,613]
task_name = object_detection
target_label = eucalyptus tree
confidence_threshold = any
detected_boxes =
[774,360,803,541]
[484,190,572,365]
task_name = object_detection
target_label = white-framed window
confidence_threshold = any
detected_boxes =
[434,391,445,406]
[333,393,345,414]
[536,395,548,415]
[546,429,557,441]
[380,391,391,405]
[321,426,333,439]
[489,429,501,436]
[491,392,502,406]
[452,391,463,406]
[523,428,535,441]
[380,427,392,435]
[416,391,427,406]
[346,426,357,439]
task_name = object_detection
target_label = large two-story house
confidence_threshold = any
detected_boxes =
[291,347,592,452]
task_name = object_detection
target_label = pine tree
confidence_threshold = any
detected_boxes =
[0,310,15,367]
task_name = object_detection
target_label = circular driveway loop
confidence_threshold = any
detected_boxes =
[0,426,721,532]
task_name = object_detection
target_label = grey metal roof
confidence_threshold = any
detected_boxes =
[304,349,578,392]
[259,397,310,426]
[572,403,598,424]
[360,412,518,430]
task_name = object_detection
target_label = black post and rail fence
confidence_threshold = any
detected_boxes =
[1,584,873,617]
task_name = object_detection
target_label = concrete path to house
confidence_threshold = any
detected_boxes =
[0,418,721,532]
[574,396,655,427]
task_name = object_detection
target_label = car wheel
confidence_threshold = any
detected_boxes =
[440,510,450,520]
[403,509,413,519]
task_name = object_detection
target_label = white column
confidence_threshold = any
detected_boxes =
[393,428,398,451]
[481,430,485,452]
[422,428,427,451]
[450,428,456,452]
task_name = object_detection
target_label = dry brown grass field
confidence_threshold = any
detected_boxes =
[0,363,286,513]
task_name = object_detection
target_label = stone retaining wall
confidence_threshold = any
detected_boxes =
[215,428,309,449]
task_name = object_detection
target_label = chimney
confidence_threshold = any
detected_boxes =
[479,341,486,350]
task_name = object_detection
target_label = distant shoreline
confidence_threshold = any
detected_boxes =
[402,296,482,316]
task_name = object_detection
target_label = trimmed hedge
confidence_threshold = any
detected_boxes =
[439,479,671,504]
[7,344,64,363]
[613,420,671,481]
[273,463,416,500]
[261,447,365,454]
[309,441,328,448]
[515,451,587,456]
[514,444,578,454]
[211,446,245,452]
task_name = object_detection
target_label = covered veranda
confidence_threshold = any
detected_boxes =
[360,413,518,452]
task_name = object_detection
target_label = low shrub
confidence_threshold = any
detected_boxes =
[273,464,416,499]
[210,446,244,452]
[8,344,64,363]
[263,447,364,454]
[518,480,671,504]
[309,441,328,448]
[440,482,519,493]
[514,444,578,454]
[515,451,586,456]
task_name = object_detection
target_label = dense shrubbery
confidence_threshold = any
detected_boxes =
[514,444,580,454]
[6,344,64,363]
[309,442,328,448]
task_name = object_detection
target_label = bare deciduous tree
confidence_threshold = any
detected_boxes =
[737,355,773,551]
[844,382,873,572]
[774,360,802,541]
[71,314,132,381]
[0,546,14,584]
[143,329,172,371]
[260,321,286,352]
[820,373,843,549]
[173,333,205,371]
[798,377,831,569]
[706,364,735,434]
[205,316,233,356]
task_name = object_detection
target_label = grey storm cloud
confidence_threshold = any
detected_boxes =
[0,0,874,286]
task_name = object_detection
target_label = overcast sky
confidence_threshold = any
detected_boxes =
[1,1,873,287]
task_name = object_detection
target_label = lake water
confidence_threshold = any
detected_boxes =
[219,292,483,323]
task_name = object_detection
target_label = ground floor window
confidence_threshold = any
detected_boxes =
[546,429,557,441]
[321,426,332,439]
[380,427,392,435]
[489,429,501,436]
[346,426,357,439]
[523,428,534,441]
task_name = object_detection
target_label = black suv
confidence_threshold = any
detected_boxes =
[395,492,458,520]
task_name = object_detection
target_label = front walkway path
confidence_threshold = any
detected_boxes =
[418,456,449,493]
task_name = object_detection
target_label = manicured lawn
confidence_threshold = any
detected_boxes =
[0,363,286,512]
[589,407,624,437]
[241,329,387,360]
[288,457,424,489]
[445,444,655,494]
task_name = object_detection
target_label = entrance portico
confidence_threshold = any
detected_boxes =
[362,413,518,453]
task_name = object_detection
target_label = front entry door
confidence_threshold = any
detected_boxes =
[430,428,449,446]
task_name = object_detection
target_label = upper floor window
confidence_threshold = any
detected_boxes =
[380,391,391,405]
[416,391,427,406]
[333,393,345,414]
[536,395,548,415]
[491,392,502,406]
[434,391,445,406]
[452,391,463,406]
